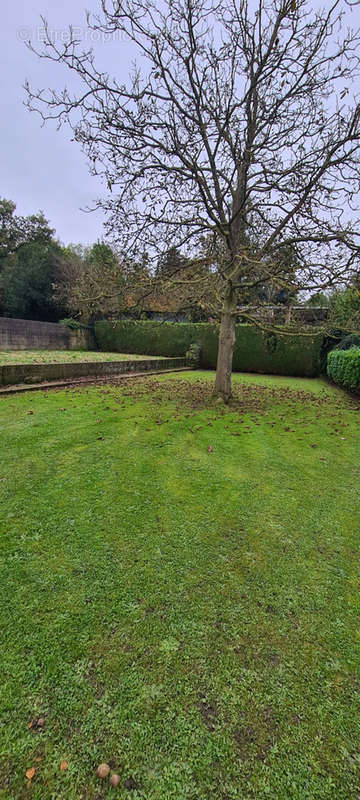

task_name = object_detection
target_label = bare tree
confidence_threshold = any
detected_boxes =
[26,0,360,400]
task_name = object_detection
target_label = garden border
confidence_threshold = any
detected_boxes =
[0,357,187,388]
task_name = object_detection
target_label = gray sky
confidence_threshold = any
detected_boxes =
[1,1,357,250]
[1,0,130,246]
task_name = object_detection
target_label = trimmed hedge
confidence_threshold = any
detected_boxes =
[327,348,360,393]
[95,320,324,377]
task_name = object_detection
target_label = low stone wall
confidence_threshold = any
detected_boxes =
[0,357,187,387]
[0,317,95,351]
[68,328,95,350]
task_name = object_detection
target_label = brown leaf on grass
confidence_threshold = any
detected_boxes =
[27,719,35,729]
[97,763,110,779]
[26,767,35,781]
[60,760,68,771]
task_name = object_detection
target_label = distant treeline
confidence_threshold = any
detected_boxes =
[1,197,359,330]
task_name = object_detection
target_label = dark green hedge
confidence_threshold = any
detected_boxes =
[95,320,324,377]
[327,348,360,393]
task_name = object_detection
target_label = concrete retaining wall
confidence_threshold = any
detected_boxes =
[0,357,187,387]
[0,317,95,351]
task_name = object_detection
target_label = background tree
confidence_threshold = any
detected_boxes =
[0,199,54,268]
[0,199,19,264]
[150,244,219,320]
[305,292,330,308]
[26,0,360,399]
[328,284,360,329]
[86,241,119,271]
[53,242,153,321]
[0,240,65,321]
[0,198,66,320]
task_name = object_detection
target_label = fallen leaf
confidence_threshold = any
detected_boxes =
[26,767,35,781]
[97,763,110,779]
[60,760,68,771]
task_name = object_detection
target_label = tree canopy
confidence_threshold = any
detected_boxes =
[25,0,360,397]
[0,199,62,320]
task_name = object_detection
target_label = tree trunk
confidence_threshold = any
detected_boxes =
[214,286,237,402]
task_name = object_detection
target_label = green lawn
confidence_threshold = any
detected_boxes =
[0,371,359,799]
[0,350,161,365]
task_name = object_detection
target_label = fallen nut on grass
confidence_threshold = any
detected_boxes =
[110,774,120,787]
[97,763,110,779]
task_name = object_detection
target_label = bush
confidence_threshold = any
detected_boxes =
[327,348,360,393]
[59,318,90,330]
[95,320,324,377]
[336,334,360,351]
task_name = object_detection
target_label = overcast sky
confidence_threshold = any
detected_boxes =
[1,0,132,246]
[2,1,358,249]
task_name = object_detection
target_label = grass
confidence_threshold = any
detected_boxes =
[0,350,162,365]
[0,370,359,799]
